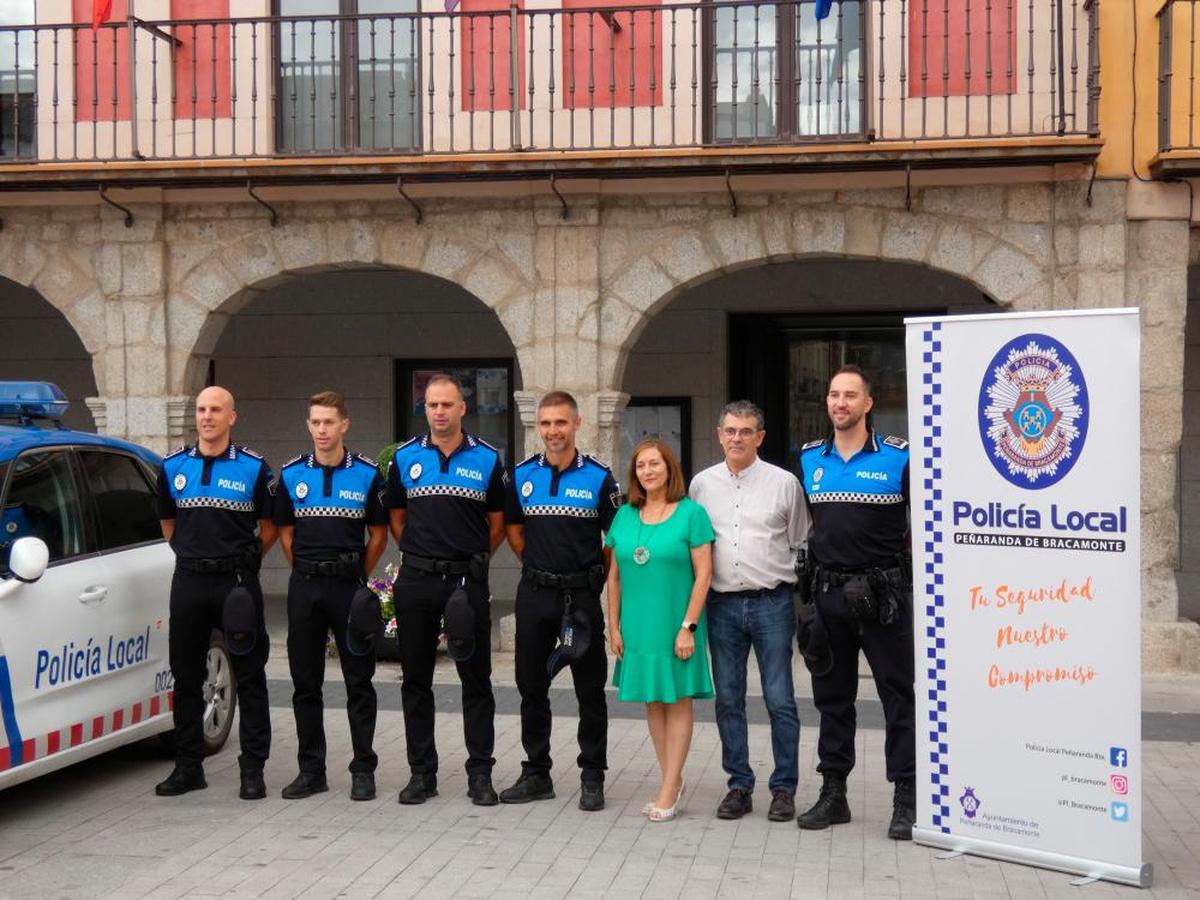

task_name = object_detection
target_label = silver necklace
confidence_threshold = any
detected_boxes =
[633,501,670,565]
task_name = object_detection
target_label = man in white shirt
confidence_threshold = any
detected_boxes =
[689,400,810,822]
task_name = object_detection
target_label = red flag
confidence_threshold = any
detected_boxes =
[92,0,114,30]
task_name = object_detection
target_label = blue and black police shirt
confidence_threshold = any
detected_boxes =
[798,430,909,570]
[384,433,507,560]
[506,451,621,574]
[272,450,388,561]
[156,443,273,560]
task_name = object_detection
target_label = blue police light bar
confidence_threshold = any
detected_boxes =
[0,382,69,419]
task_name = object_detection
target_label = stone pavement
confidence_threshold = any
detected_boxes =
[0,657,1198,899]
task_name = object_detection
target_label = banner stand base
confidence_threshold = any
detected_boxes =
[913,828,1153,889]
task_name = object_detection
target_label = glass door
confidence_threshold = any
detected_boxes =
[277,0,419,152]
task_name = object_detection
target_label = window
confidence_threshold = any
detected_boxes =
[0,451,85,570]
[395,360,515,469]
[0,0,35,157]
[618,397,692,483]
[277,0,420,152]
[710,0,863,142]
[77,451,162,552]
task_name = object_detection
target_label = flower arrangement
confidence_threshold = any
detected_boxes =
[369,562,399,638]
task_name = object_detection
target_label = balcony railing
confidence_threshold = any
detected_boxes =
[0,1,1098,165]
[1158,0,1199,157]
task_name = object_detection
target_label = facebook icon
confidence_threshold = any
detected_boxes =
[1110,747,1129,768]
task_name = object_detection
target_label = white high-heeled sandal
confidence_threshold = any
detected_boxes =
[648,781,686,822]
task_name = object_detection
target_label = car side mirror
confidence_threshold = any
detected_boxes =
[8,537,49,583]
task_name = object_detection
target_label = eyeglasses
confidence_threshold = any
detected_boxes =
[720,428,760,439]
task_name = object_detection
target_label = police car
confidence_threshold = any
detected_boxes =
[0,382,232,790]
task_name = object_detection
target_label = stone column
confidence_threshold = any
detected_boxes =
[591,389,630,471]
[513,390,540,462]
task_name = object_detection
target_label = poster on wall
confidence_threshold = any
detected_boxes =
[905,309,1150,888]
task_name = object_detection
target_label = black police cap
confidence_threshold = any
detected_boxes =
[547,606,591,680]
[222,586,257,656]
[443,585,475,662]
[346,586,383,657]
[796,603,833,677]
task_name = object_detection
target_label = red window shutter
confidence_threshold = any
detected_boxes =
[907,0,1015,98]
[171,0,232,119]
[561,0,662,109]
[459,0,527,112]
[73,0,130,121]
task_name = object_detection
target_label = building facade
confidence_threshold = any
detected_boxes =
[1,0,1198,669]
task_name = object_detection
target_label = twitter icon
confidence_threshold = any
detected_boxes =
[1111,802,1130,822]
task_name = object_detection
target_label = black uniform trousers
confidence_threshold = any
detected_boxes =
[514,575,608,783]
[286,570,378,776]
[811,583,915,783]
[168,569,271,773]
[394,565,495,777]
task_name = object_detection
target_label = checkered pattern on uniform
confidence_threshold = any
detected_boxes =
[524,505,599,519]
[176,497,255,512]
[408,485,487,503]
[921,321,951,834]
[295,506,366,519]
[807,491,905,505]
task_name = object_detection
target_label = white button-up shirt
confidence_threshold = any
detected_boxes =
[689,457,810,593]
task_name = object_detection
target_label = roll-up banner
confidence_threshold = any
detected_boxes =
[906,309,1150,888]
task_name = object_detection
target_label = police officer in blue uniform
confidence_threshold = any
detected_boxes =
[384,373,507,806]
[274,391,389,802]
[500,390,620,811]
[154,386,276,800]
[796,364,916,840]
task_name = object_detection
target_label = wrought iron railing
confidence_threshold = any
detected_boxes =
[1158,0,1199,154]
[0,0,1098,164]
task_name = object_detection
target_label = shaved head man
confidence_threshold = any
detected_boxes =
[155,385,277,801]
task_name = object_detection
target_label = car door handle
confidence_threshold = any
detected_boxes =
[79,585,108,604]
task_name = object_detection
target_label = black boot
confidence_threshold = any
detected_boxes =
[468,773,499,806]
[499,772,555,804]
[888,778,916,841]
[155,766,206,797]
[239,770,267,801]
[398,773,438,805]
[796,773,852,830]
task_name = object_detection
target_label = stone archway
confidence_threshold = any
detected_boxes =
[0,276,99,433]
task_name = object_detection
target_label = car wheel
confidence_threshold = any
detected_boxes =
[202,634,237,756]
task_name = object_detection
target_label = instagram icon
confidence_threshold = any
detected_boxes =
[1111,774,1129,795]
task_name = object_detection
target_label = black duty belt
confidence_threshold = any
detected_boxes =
[523,566,594,590]
[176,556,241,574]
[295,554,362,578]
[402,553,472,576]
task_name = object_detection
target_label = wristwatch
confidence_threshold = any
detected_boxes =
[681,620,697,633]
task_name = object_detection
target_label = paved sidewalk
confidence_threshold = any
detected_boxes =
[0,657,1197,899]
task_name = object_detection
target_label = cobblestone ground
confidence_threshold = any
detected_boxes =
[0,661,1197,899]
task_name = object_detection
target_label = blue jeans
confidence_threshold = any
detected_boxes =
[707,585,800,794]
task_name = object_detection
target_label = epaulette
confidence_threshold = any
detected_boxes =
[582,453,613,471]
[163,445,187,460]
[882,435,909,450]
[474,436,502,455]
[238,446,264,460]
[394,436,419,452]
[515,453,539,469]
[801,439,826,451]
[280,454,305,469]
[354,452,379,468]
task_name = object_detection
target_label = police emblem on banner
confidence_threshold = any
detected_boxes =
[978,333,1088,489]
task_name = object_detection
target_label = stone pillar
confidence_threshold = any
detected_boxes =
[513,389,540,461]
[592,389,630,471]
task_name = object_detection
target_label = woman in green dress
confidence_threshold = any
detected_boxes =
[605,437,714,822]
